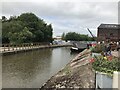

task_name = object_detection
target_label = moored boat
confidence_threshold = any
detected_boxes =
[70,41,87,52]
[70,47,85,52]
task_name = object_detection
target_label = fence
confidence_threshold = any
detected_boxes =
[1,42,50,52]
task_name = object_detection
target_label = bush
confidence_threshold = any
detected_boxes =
[92,55,120,76]
[91,44,105,53]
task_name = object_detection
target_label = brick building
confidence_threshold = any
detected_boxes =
[97,24,120,42]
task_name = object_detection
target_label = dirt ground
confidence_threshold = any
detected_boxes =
[40,49,95,89]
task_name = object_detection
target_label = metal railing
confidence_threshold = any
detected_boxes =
[1,42,50,52]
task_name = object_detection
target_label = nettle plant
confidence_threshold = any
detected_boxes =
[91,55,120,76]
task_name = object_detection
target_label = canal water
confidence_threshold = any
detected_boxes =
[2,47,77,88]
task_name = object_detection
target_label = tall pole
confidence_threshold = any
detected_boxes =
[87,28,95,41]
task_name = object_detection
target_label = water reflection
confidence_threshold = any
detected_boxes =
[2,47,77,88]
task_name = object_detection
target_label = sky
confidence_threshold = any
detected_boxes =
[1,0,119,37]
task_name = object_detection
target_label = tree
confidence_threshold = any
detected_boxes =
[61,32,65,40]
[8,16,17,22]
[64,32,95,41]
[21,27,33,43]
[2,21,11,43]
[2,16,7,22]
[7,21,24,44]
[2,12,53,44]
[65,32,80,41]
[45,24,53,42]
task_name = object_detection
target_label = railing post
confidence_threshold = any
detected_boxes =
[29,43,31,48]
[3,44,4,51]
[20,44,22,50]
[21,44,22,50]
[27,43,29,49]
[27,43,28,49]
[34,43,35,48]
[39,43,40,47]
[29,43,31,49]
[30,43,32,48]
[16,44,17,50]
[24,44,25,49]
[18,44,19,50]
[8,44,10,51]
[25,43,27,49]
[12,44,14,51]
[37,43,38,47]
[22,44,23,50]
[35,43,36,48]
[3,44,5,51]
[28,43,30,49]
[25,44,27,49]
[37,43,38,48]
[19,44,21,50]
[32,43,33,48]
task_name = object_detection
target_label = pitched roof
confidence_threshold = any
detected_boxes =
[98,24,120,29]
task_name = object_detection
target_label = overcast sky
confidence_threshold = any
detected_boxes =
[1,0,119,37]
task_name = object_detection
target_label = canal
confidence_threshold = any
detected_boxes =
[2,47,77,88]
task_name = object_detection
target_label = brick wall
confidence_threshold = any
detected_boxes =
[97,28,119,42]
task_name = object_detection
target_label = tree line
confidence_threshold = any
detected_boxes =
[2,13,53,44]
[62,32,95,41]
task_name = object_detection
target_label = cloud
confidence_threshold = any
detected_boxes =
[1,1,118,36]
